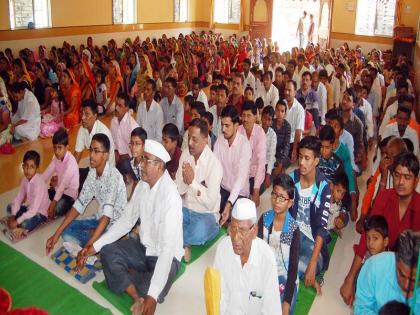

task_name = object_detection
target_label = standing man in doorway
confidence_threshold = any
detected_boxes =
[296,11,307,49]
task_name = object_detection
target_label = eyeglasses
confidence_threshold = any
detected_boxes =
[89,148,106,154]
[271,191,290,203]
[228,224,255,238]
[139,155,160,164]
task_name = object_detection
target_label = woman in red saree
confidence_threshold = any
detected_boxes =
[105,60,123,115]
[61,69,81,129]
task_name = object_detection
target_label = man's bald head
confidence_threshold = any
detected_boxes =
[386,137,408,159]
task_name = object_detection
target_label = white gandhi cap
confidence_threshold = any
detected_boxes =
[144,139,171,163]
[325,64,335,77]
[231,198,257,223]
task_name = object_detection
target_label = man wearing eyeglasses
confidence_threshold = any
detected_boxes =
[213,198,282,314]
[76,140,184,315]
[46,133,127,255]
[340,152,420,306]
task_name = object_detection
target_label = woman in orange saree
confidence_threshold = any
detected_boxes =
[105,60,123,114]
[78,60,95,102]
[61,69,81,129]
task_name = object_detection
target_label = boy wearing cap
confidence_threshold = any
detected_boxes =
[76,139,184,315]
[213,198,282,314]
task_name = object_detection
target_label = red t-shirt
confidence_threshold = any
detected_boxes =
[354,189,420,258]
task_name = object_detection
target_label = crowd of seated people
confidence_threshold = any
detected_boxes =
[0,30,419,315]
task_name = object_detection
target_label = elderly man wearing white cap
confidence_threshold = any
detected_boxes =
[76,139,184,315]
[213,198,282,315]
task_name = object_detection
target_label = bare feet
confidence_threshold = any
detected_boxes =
[130,297,144,315]
[184,246,192,263]
[314,280,322,295]
[12,227,28,239]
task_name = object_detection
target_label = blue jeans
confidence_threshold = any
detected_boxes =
[48,189,74,217]
[299,32,305,48]
[183,207,220,246]
[6,204,47,231]
[62,216,99,247]
[297,233,324,280]
[279,274,298,315]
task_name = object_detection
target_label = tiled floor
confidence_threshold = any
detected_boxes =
[0,164,364,315]
[0,114,372,314]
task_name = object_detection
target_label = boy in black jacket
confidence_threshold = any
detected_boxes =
[289,136,331,295]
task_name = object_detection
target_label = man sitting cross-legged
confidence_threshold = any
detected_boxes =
[76,140,184,315]
[45,133,127,253]
[176,118,223,262]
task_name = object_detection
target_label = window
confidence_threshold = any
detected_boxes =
[355,0,396,36]
[214,0,241,24]
[9,0,51,29]
[113,0,137,24]
[174,0,188,22]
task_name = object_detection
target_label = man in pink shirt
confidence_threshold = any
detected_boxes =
[238,101,266,207]
[43,129,79,219]
[110,93,139,164]
[214,105,252,226]
[5,150,49,238]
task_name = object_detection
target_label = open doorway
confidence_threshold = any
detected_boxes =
[271,0,331,53]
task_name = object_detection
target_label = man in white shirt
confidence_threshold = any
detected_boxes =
[294,54,309,89]
[77,140,183,315]
[243,58,256,90]
[312,71,327,125]
[176,119,223,262]
[257,71,279,108]
[10,82,41,141]
[284,80,305,163]
[379,81,415,136]
[209,84,229,138]
[269,53,285,81]
[355,85,374,143]
[213,198,282,315]
[382,106,418,156]
[74,99,115,166]
[186,77,209,110]
[325,64,341,108]
[137,79,164,142]
[160,77,184,133]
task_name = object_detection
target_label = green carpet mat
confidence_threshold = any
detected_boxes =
[294,232,339,315]
[93,262,186,315]
[182,227,227,264]
[92,229,226,314]
[0,240,111,315]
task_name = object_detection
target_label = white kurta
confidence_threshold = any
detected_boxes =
[12,89,41,141]
[94,170,184,300]
[214,236,282,315]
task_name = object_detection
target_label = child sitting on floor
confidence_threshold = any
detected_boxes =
[129,126,147,182]
[40,84,64,138]
[328,171,350,237]
[202,111,216,150]
[95,70,108,115]
[5,150,49,239]
[363,215,389,260]
[42,128,79,219]
[258,174,300,315]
